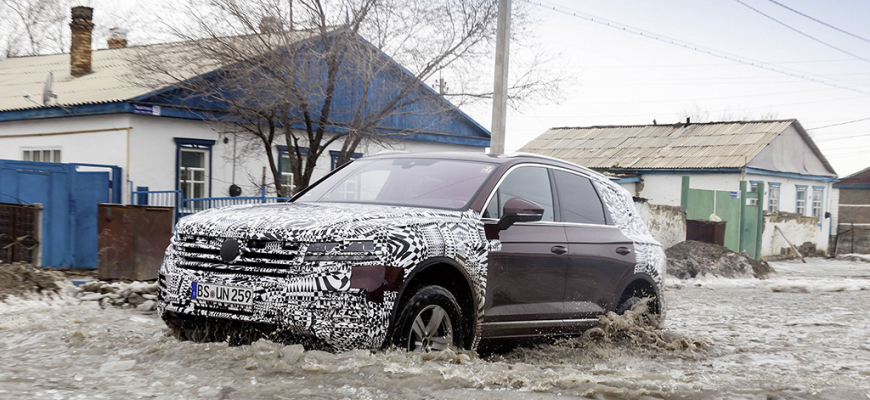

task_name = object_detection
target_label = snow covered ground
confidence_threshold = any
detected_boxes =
[1,258,868,400]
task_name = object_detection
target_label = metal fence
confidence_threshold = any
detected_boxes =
[180,192,291,218]
[130,183,182,221]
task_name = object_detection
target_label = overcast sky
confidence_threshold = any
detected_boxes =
[464,0,870,176]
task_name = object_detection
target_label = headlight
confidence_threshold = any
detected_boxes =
[304,240,378,262]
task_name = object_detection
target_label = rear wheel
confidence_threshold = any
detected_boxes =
[392,285,464,352]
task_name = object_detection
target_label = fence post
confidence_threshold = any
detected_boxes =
[261,185,266,203]
[129,181,134,205]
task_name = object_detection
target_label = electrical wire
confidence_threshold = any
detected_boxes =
[523,0,870,96]
[808,117,870,130]
[733,0,870,64]
[766,0,870,44]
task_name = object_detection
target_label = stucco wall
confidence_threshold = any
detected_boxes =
[761,211,824,259]
[0,113,486,203]
[633,199,686,249]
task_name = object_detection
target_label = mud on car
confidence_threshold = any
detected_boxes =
[158,152,666,352]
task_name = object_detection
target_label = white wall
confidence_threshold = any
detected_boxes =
[0,113,487,202]
[633,201,686,249]
[761,212,822,258]
[749,173,833,253]
[636,173,744,206]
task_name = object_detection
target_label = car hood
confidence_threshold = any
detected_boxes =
[175,201,478,241]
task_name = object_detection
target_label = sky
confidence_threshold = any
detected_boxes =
[463,0,870,177]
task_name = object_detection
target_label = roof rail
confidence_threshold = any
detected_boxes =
[505,152,601,175]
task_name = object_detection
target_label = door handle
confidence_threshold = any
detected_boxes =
[551,245,567,255]
[616,247,632,256]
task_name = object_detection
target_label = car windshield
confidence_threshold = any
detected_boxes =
[295,158,498,210]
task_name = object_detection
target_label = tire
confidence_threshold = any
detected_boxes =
[163,313,225,343]
[616,296,641,315]
[392,285,464,352]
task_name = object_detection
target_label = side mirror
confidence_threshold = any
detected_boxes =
[497,197,544,230]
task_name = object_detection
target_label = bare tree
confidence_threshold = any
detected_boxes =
[132,0,563,195]
[0,0,66,57]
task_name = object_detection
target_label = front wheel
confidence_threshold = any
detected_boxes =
[392,285,464,352]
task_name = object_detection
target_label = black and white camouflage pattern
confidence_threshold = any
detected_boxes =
[158,161,666,352]
[158,202,490,352]
[590,177,668,318]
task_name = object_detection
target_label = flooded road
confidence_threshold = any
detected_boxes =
[1,258,869,400]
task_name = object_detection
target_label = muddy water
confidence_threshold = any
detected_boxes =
[1,259,869,400]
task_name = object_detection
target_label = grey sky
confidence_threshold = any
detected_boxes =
[465,0,870,176]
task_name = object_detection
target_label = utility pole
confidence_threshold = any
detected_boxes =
[490,0,511,155]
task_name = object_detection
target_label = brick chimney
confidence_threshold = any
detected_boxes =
[69,6,94,77]
[107,27,128,49]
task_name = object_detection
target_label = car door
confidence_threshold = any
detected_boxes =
[552,169,636,320]
[481,165,568,329]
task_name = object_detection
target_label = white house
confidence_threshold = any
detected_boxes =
[0,7,490,205]
[520,120,838,259]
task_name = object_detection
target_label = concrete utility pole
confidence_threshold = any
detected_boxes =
[490,0,511,155]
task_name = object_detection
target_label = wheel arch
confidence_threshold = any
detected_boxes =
[613,274,662,315]
[389,257,479,349]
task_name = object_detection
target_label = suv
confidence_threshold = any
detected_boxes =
[158,152,666,352]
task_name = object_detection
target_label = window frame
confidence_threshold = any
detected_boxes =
[277,146,310,195]
[481,164,557,222]
[329,150,363,170]
[174,138,214,199]
[552,168,609,225]
[811,186,824,221]
[768,182,781,212]
[795,185,808,215]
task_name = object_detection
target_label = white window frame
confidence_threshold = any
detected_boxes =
[180,149,208,200]
[23,148,61,163]
[795,186,807,215]
[811,187,824,219]
[768,184,780,212]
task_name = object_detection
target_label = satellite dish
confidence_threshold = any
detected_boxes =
[42,72,57,106]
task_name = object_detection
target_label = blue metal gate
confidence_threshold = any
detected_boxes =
[0,160,116,268]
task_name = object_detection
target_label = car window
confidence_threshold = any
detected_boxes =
[298,158,497,210]
[553,170,607,225]
[483,166,554,221]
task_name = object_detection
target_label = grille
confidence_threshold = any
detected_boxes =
[174,234,308,276]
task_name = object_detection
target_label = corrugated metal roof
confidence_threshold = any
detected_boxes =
[0,31,318,112]
[520,120,797,170]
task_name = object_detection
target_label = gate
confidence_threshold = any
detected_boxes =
[0,160,113,268]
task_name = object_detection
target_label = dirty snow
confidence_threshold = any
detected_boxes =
[0,259,869,399]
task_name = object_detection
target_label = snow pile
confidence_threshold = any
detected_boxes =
[666,240,776,279]
[0,263,70,301]
[75,280,158,311]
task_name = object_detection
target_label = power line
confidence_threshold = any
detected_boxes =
[733,0,870,64]
[808,117,870,130]
[766,0,870,44]
[523,0,870,96]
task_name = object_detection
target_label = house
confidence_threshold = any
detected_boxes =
[520,119,838,259]
[832,166,870,254]
[0,7,490,204]
[0,7,490,268]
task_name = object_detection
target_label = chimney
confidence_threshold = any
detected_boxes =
[107,27,128,49]
[70,6,94,77]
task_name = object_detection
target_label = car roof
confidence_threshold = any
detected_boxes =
[363,151,579,168]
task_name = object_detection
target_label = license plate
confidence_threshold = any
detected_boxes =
[191,282,253,306]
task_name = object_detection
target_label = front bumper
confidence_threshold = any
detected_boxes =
[158,251,397,351]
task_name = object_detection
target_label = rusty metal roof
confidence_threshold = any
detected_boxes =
[520,120,801,170]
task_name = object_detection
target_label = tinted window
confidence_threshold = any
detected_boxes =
[553,170,606,224]
[297,158,497,210]
[484,166,554,221]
